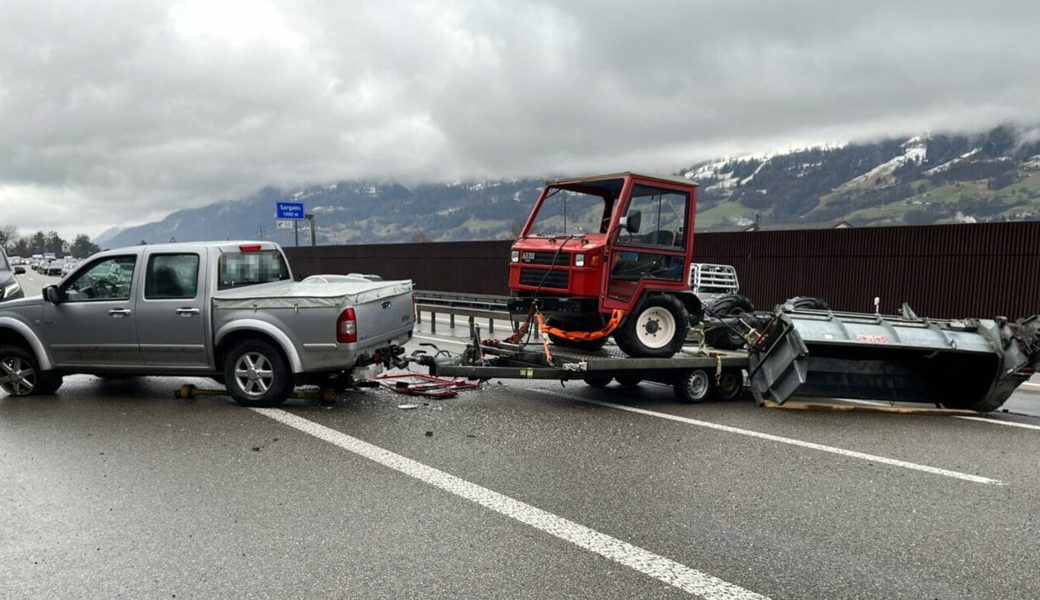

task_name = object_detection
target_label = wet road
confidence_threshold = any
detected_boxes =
[3,306,1040,599]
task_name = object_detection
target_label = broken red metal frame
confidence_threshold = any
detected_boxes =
[375,373,483,399]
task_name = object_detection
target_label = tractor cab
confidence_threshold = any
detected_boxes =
[508,172,701,357]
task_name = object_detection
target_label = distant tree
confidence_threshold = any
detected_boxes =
[0,225,17,248]
[70,234,100,258]
[29,231,46,254]
[10,238,29,256]
[43,231,65,255]
[409,231,432,243]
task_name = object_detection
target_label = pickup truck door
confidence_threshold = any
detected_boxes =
[135,251,210,369]
[41,254,144,368]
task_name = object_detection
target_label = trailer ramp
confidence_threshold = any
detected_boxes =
[749,305,1040,412]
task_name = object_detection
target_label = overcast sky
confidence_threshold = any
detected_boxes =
[2,0,1039,238]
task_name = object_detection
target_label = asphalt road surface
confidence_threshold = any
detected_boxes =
[4,275,1040,599]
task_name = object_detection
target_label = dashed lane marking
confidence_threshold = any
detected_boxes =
[534,390,1005,486]
[954,416,1040,432]
[253,408,770,600]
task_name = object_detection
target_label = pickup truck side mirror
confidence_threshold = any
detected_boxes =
[43,285,64,304]
[619,210,641,234]
[14,266,25,275]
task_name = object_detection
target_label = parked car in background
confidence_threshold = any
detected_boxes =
[43,259,64,277]
[60,259,79,277]
[0,248,24,302]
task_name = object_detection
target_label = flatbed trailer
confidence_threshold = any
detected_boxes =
[413,300,1040,412]
[422,338,750,403]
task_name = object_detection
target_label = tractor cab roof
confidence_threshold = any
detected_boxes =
[544,172,697,197]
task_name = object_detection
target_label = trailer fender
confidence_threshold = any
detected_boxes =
[0,317,54,371]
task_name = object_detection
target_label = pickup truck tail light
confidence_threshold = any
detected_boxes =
[239,244,262,252]
[337,307,358,343]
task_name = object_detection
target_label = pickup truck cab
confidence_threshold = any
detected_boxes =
[0,241,414,406]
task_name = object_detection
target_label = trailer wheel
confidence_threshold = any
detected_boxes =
[615,374,642,388]
[583,375,612,388]
[713,368,744,402]
[674,368,712,403]
[0,345,63,396]
[614,295,688,358]
[678,370,711,403]
[224,339,294,407]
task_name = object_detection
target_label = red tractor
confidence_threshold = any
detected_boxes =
[507,172,704,358]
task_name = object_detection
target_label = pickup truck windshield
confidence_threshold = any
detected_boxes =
[218,250,291,290]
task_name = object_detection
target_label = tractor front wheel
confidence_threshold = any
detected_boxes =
[614,295,688,358]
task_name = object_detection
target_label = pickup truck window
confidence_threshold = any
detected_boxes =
[63,256,136,302]
[218,250,290,290]
[146,254,200,299]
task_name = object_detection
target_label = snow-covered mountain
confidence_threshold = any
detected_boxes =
[103,124,1040,247]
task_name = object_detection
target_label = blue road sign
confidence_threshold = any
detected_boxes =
[277,201,305,220]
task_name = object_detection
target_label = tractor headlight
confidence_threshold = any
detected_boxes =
[574,253,585,267]
[510,250,520,263]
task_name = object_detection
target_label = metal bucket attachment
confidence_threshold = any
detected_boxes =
[749,305,1040,412]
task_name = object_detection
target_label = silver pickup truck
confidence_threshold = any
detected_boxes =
[0,241,414,407]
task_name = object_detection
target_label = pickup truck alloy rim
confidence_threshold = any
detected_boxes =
[234,352,274,397]
[0,356,37,396]
[636,306,676,349]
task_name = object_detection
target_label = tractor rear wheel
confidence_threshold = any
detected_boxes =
[704,294,755,350]
[784,296,830,311]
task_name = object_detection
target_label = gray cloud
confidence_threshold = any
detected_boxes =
[1,0,1039,237]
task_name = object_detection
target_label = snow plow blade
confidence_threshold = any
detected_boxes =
[748,304,1040,412]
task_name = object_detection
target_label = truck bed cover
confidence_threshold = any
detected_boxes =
[212,279,413,309]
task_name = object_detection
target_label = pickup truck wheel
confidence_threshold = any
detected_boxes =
[674,368,712,404]
[614,295,688,358]
[224,340,293,407]
[0,345,63,396]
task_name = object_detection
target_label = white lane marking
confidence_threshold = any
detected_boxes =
[837,398,891,407]
[534,391,1004,486]
[955,416,1040,431]
[1020,382,1040,389]
[253,408,769,600]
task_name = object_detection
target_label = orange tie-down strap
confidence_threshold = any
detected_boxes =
[535,309,626,341]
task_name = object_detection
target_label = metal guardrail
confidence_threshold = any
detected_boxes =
[415,290,530,336]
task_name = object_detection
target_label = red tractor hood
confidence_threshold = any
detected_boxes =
[512,234,607,253]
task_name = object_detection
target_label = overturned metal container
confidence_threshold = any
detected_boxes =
[748,303,1040,412]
